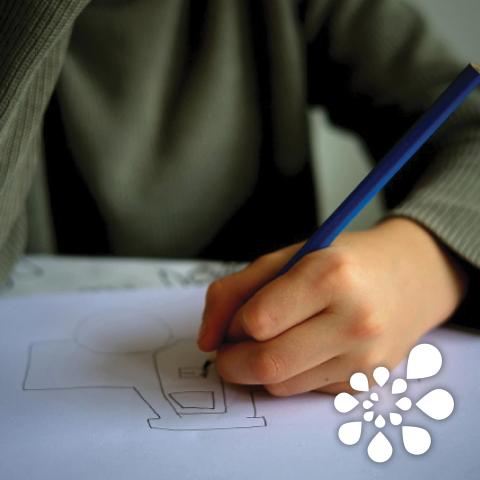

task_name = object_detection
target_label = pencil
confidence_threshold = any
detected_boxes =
[202,358,214,377]
[277,63,480,276]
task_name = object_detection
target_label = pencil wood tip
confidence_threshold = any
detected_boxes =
[202,358,214,377]
[470,63,480,74]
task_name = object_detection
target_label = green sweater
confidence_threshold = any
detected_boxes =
[1,0,480,286]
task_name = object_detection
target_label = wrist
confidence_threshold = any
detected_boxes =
[373,217,467,328]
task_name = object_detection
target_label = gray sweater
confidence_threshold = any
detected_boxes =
[1,0,480,288]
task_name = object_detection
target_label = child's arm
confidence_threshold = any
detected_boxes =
[0,1,89,283]
[197,217,465,395]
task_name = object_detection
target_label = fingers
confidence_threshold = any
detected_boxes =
[264,343,408,397]
[226,253,336,342]
[215,312,349,385]
[201,239,393,399]
[226,246,373,343]
[197,242,303,351]
[263,356,347,397]
[317,382,356,395]
[263,352,378,397]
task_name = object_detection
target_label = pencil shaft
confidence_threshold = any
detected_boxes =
[278,64,480,276]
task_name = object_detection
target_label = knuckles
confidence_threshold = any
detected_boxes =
[297,248,363,296]
[205,278,227,304]
[241,303,276,341]
[324,251,363,294]
[248,348,285,384]
[205,275,243,309]
[345,310,383,340]
[304,248,383,342]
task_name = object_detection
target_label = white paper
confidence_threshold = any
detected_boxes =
[1,287,479,479]
[0,255,244,297]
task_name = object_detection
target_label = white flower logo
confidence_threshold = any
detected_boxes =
[333,344,455,463]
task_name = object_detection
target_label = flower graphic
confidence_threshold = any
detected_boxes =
[333,344,455,463]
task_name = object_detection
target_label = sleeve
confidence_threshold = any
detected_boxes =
[0,0,89,283]
[302,0,480,271]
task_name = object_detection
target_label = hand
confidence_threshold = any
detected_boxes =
[197,218,466,395]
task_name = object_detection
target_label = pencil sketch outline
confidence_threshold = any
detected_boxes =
[168,391,216,410]
[157,262,244,288]
[22,310,266,431]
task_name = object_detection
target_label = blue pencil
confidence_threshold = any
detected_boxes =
[278,63,480,276]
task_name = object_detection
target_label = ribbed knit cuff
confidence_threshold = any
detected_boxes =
[384,139,480,325]
[387,187,480,269]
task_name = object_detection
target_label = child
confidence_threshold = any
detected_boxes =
[1,1,479,395]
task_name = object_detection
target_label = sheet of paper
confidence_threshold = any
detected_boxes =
[1,287,479,479]
[0,255,244,297]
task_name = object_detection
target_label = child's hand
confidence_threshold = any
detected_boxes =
[197,218,466,395]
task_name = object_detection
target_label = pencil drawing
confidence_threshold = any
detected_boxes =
[157,262,244,287]
[23,310,266,430]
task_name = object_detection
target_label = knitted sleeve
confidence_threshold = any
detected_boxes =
[304,0,480,270]
[0,1,89,282]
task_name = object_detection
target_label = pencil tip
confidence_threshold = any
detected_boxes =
[470,63,480,74]
[202,359,212,377]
